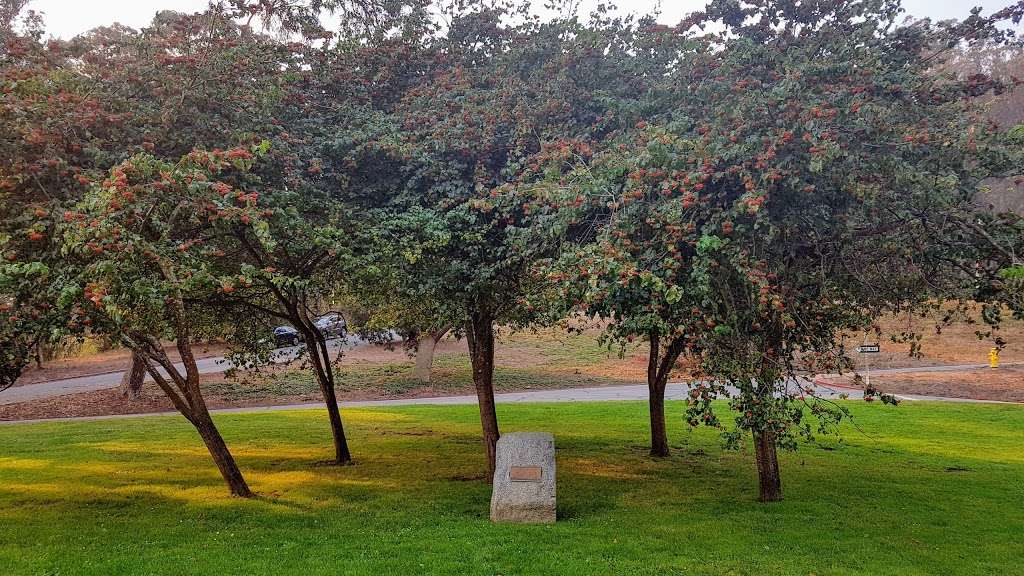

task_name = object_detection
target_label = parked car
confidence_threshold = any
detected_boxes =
[314,313,347,339]
[273,326,302,348]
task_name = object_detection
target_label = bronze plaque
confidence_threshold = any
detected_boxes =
[509,466,543,482]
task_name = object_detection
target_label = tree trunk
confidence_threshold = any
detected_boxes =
[466,308,499,481]
[193,407,253,498]
[753,430,783,502]
[647,333,670,457]
[261,286,354,466]
[131,341,254,498]
[411,326,450,383]
[139,263,253,498]
[320,374,353,464]
[119,350,146,400]
[648,379,669,457]
[299,321,353,465]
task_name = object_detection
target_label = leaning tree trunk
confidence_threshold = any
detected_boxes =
[319,379,353,464]
[753,430,782,502]
[297,320,353,465]
[191,403,253,497]
[466,307,500,481]
[170,316,253,498]
[412,326,450,383]
[130,336,252,496]
[119,350,146,400]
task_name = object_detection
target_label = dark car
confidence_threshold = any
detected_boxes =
[273,326,302,348]
[314,313,347,339]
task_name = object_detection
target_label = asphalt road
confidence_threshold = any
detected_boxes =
[0,376,1008,426]
[0,334,371,406]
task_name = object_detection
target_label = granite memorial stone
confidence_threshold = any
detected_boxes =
[489,432,556,523]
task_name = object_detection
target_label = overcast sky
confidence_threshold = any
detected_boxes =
[27,0,1024,39]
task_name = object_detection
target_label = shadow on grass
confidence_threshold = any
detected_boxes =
[1,402,1023,576]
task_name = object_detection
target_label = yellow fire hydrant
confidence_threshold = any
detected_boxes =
[989,348,999,369]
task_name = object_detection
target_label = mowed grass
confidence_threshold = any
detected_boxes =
[0,401,1021,575]
[207,358,634,401]
[207,328,647,401]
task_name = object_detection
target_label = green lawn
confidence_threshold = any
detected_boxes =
[206,357,635,402]
[208,329,644,401]
[0,401,1021,575]
[210,357,633,400]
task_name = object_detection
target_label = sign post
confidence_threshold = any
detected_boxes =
[857,343,881,390]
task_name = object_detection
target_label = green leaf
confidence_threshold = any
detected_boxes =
[665,285,682,304]
[696,235,723,254]
[998,266,1024,280]
[809,156,823,173]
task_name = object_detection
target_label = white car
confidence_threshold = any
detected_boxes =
[314,313,347,339]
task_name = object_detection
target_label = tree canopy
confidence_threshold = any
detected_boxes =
[547,0,1024,500]
[1,0,1022,500]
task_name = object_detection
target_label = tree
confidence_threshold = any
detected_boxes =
[1,5,292,388]
[410,324,451,382]
[94,6,369,463]
[199,0,440,465]
[51,147,273,496]
[356,279,454,384]
[524,10,708,459]
[204,177,363,466]
[555,250,695,458]
[2,0,429,462]
[0,7,130,388]
[943,41,1024,213]
[0,0,38,45]
[356,0,657,477]
[553,0,1024,500]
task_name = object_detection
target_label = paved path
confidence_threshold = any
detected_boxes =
[0,335,370,406]
[3,379,1012,426]
[8,357,1011,407]
[3,353,1016,415]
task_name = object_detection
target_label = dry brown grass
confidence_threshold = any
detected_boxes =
[847,309,1024,369]
[13,342,228,386]
[819,366,1024,402]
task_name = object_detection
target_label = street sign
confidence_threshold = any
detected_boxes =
[857,344,880,354]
